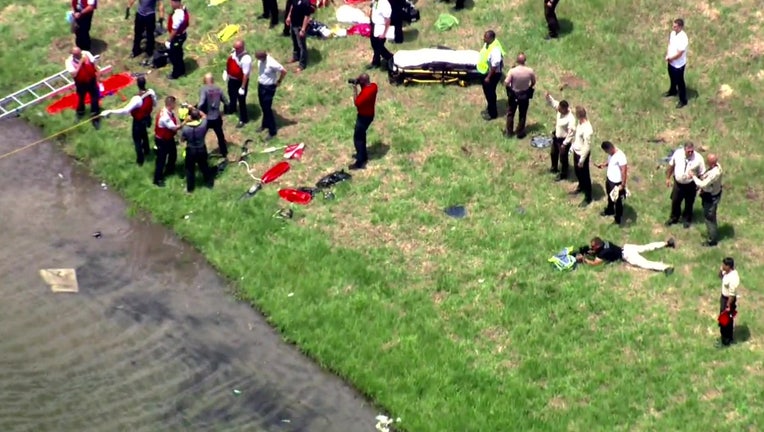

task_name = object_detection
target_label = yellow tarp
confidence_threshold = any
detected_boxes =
[39,268,79,293]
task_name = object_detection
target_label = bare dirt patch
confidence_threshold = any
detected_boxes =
[696,2,721,21]
[0,5,36,24]
[559,73,587,91]
[547,396,569,410]
[655,126,690,144]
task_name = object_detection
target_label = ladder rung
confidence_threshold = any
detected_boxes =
[0,106,7,114]
[43,81,56,91]
[28,89,39,98]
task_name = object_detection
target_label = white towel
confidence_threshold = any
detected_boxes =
[609,186,631,202]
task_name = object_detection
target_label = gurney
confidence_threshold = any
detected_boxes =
[388,48,483,87]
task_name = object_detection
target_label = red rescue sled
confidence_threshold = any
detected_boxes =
[46,73,135,115]
[278,188,313,205]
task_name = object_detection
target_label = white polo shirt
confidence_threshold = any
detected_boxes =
[157,108,179,130]
[234,52,253,77]
[667,30,689,68]
[371,0,392,38]
[607,149,627,183]
[170,7,187,32]
[722,269,740,298]
[258,55,285,86]
[65,51,96,76]
[669,148,705,184]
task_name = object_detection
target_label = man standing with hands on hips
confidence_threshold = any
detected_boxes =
[664,18,689,108]
[198,73,229,158]
[717,257,740,347]
[476,30,504,122]
[665,142,705,228]
[504,53,536,138]
[595,141,628,225]
[224,40,252,128]
[349,74,378,170]
[255,51,287,141]
[368,0,393,70]
[692,153,723,246]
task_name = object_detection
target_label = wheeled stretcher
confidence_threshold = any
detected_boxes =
[388,48,483,87]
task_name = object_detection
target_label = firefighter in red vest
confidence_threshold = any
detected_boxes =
[71,0,97,51]
[223,40,253,128]
[65,47,101,129]
[101,76,157,166]
[165,0,190,80]
[153,96,184,187]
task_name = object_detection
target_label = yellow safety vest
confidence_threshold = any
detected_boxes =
[477,40,505,74]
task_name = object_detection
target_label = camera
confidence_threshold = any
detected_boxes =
[347,78,359,85]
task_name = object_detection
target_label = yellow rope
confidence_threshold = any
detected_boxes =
[0,116,97,162]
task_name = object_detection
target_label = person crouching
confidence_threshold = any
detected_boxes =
[180,108,215,193]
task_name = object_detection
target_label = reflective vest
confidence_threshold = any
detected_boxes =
[154,109,178,140]
[74,57,97,84]
[168,7,190,35]
[131,92,154,121]
[226,52,248,81]
[72,0,97,12]
[476,40,505,74]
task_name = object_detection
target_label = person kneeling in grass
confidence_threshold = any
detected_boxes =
[576,237,676,275]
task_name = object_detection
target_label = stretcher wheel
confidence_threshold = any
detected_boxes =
[403,79,411,86]
[458,80,466,87]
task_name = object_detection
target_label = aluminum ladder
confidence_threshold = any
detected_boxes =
[0,55,112,120]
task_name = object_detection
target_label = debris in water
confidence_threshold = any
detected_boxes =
[58,173,64,179]
[92,231,102,239]
[100,182,108,190]
[287,292,294,297]
[281,419,291,423]
[232,389,241,395]
[375,415,400,432]
[40,268,79,293]
[444,205,466,218]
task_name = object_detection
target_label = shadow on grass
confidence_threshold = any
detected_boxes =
[276,112,298,128]
[402,28,420,43]
[718,223,735,240]
[687,87,700,100]
[184,58,200,75]
[735,324,751,344]
[623,204,639,226]
[308,48,323,66]
[245,104,262,123]
[592,183,606,201]
[368,141,390,160]
[90,38,109,55]
[558,19,574,37]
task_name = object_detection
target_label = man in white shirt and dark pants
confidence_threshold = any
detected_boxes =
[570,106,593,207]
[255,51,287,140]
[664,18,689,108]
[65,47,101,129]
[596,141,628,225]
[545,92,575,180]
[717,257,740,347]
[224,40,252,128]
[665,142,705,228]
[368,0,393,69]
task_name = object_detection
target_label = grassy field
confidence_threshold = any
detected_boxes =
[2,0,764,430]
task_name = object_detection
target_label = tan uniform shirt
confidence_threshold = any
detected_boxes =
[546,95,575,144]
[693,163,723,195]
[506,65,535,92]
[571,120,593,160]
[721,269,740,297]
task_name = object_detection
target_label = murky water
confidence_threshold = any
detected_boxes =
[0,118,377,432]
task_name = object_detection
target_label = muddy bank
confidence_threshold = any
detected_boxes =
[0,118,378,432]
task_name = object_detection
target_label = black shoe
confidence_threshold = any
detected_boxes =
[167,74,177,80]
[664,219,678,226]
[664,267,674,276]
[348,161,367,170]
[666,238,676,248]
[256,126,266,133]
[704,240,718,247]
[92,119,101,130]
[257,14,269,19]
[683,221,691,229]
[549,168,559,174]
[269,22,278,29]
[282,31,290,37]
[502,129,514,138]
[137,160,144,166]
[600,210,615,217]
[613,219,622,226]
[452,6,464,11]
[663,91,677,97]
[554,175,566,182]
[676,101,687,109]
[264,134,276,141]
[130,52,142,58]
[236,121,246,129]
[154,180,165,188]
[516,132,527,139]
[366,63,378,70]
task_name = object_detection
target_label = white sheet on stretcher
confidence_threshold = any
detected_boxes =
[393,49,481,69]
[336,5,371,24]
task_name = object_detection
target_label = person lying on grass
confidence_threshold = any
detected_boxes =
[576,236,676,275]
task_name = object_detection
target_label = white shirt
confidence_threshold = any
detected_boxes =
[371,0,392,38]
[107,90,156,115]
[488,46,503,69]
[65,51,96,76]
[157,108,179,130]
[258,55,285,85]
[74,0,96,11]
[571,120,593,159]
[546,96,575,144]
[607,149,628,183]
[232,51,253,76]
[170,8,187,32]
[721,269,740,297]
[669,148,705,184]
[667,30,688,68]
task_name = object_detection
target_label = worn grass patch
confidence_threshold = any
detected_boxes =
[1,0,764,430]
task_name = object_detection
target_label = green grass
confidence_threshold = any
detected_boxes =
[2,0,764,430]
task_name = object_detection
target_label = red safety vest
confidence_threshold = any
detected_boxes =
[74,58,97,84]
[131,93,154,121]
[154,109,178,140]
[226,52,248,81]
[168,8,190,35]
[72,0,97,11]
